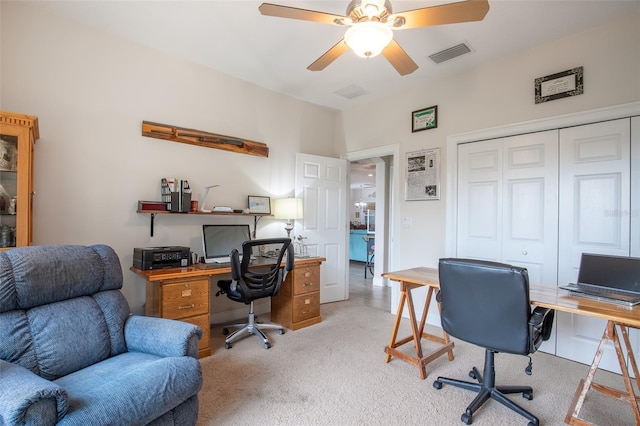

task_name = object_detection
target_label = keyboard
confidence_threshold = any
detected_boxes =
[207,255,255,264]
[560,283,640,306]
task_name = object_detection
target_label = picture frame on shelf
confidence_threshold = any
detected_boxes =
[248,195,271,214]
[412,105,438,133]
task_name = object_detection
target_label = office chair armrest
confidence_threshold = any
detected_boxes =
[230,249,242,282]
[528,307,555,351]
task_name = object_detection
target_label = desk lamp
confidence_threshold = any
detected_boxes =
[274,198,303,238]
[199,185,220,212]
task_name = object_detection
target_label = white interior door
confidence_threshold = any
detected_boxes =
[556,118,631,374]
[296,153,348,304]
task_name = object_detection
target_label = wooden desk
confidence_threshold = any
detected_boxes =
[381,267,455,379]
[131,256,325,358]
[530,285,640,425]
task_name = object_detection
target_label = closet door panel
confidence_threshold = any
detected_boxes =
[631,116,640,257]
[457,131,559,354]
[501,131,558,287]
[457,141,503,261]
[556,118,631,374]
[631,116,640,365]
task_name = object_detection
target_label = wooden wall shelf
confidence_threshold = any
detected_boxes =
[137,208,272,237]
[141,121,269,158]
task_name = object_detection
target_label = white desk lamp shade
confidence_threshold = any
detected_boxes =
[274,198,303,238]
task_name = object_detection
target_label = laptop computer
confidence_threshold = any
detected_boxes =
[201,224,254,264]
[560,253,640,306]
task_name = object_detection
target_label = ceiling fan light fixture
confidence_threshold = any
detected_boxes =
[344,21,393,58]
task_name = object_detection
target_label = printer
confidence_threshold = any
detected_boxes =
[133,246,191,270]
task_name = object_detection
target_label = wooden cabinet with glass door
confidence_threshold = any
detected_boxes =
[0,111,39,249]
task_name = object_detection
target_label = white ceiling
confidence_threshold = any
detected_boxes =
[26,0,639,111]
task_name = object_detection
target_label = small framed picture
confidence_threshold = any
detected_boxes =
[248,195,271,214]
[412,105,438,133]
[535,66,584,104]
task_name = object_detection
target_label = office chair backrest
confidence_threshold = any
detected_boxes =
[230,238,294,301]
[438,258,532,355]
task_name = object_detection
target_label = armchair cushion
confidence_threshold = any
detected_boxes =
[54,353,201,425]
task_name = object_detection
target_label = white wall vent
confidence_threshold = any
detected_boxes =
[429,43,472,64]
[334,84,369,99]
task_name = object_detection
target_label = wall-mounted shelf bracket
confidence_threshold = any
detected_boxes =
[149,213,156,237]
[142,121,269,158]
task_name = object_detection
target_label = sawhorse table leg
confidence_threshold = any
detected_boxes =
[566,321,640,425]
[384,281,455,379]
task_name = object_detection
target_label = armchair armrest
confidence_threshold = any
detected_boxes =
[0,360,67,426]
[528,307,555,352]
[124,315,203,358]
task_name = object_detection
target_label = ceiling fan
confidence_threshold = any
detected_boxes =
[259,0,490,76]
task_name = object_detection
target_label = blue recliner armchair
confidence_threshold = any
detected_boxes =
[0,244,203,426]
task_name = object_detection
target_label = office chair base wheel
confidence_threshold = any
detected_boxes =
[461,413,472,425]
[264,342,271,349]
[432,380,443,390]
[222,328,229,335]
[225,342,232,349]
[278,328,285,335]
[523,391,533,400]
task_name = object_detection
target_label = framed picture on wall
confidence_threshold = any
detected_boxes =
[535,66,584,104]
[248,196,271,214]
[405,148,440,201]
[412,105,438,133]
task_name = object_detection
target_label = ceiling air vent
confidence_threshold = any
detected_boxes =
[334,84,369,99]
[429,43,472,64]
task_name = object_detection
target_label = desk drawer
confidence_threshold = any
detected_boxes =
[292,266,319,295]
[162,279,209,320]
[181,313,210,351]
[292,292,320,323]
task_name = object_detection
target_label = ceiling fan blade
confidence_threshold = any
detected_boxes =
[390,0,489,30]
[259,3,346,25]
[307,39,350,71]
[382,40,418,76]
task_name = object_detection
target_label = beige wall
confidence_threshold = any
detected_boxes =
[339,13,640,273]
[2,2,639,316]
[1,2,338,314]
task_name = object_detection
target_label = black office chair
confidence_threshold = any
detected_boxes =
[216,238,294,349]
[433,258,555,426]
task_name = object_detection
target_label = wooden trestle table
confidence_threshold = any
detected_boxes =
[529,285,640,425]
[382,268,640,424]
[381,267,455,380]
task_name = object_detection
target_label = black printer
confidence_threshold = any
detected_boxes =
[133,246,191,270]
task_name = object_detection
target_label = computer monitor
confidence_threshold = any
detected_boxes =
[201,224,251,264]
[578,253,640,292]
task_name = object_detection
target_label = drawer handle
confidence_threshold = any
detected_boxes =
[304,271,311,277]
[303,282,313,287]
[178,304,195,310]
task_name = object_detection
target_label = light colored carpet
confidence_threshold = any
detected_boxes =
[196,300,635,425]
